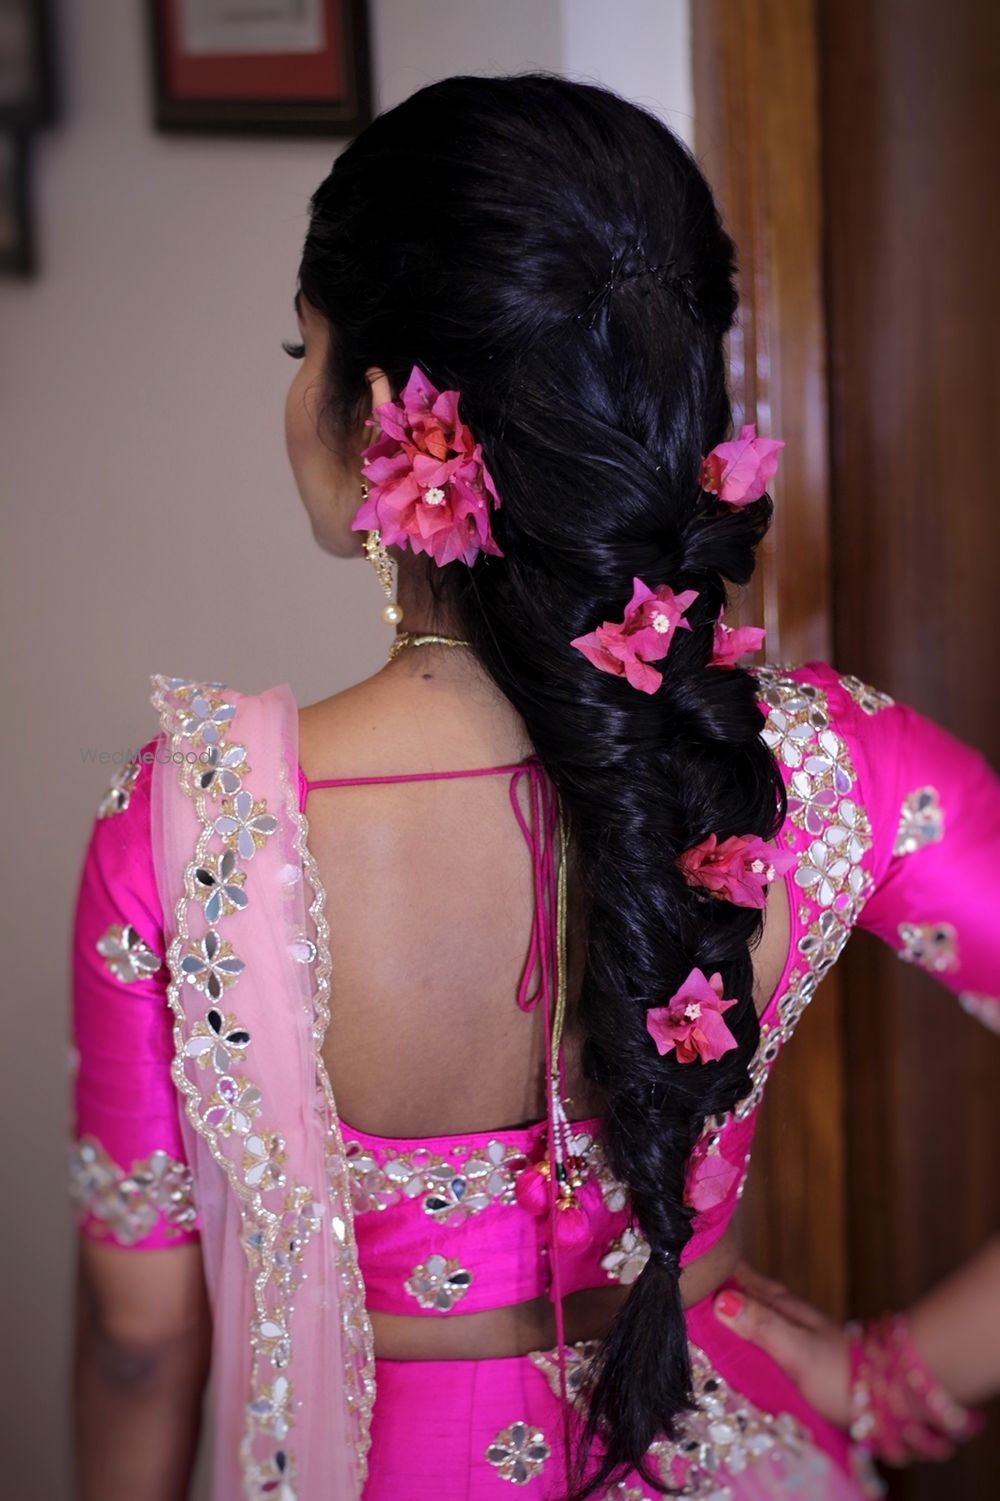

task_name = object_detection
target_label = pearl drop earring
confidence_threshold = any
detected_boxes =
[361,483,404,627]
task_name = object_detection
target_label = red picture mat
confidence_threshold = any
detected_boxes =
[157,0,346,102]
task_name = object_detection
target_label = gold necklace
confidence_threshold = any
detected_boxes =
[387,632,472,661]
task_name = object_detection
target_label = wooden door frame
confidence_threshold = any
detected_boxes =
[692,0,848,1317]
[692,8,1000,1493]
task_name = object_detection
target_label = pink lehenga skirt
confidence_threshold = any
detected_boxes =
[362,1290,877,1499]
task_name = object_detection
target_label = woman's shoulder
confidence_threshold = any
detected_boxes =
[753,656,990,784]
[753,658,910,892]
[76,734,165,996]
[82,733,161,885]
[756,657,999,896]
[754,658,896,719]
[754,659,901,791]
[83,673,281,873]
[149,672,305,772]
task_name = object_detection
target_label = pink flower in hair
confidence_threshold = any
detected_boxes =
[684,1137,742,1213]
[352,366,502,567]
[645,968,739,1065]
[570,577,699,695]
[678,833,796,909]
[699,423,784,506]
[709,610,766,668]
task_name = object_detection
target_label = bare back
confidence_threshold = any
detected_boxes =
[299,653,791,1140]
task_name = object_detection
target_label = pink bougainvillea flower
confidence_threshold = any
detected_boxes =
[698,423,784,506]
[570,577,699,695]
[645,968,739,1065]
[678,833,797,909]
[352,365,502,568]
[683,1138,742,1214]
[709,610,766,668]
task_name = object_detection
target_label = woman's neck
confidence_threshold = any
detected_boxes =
[379,557,533,759]
[390,553,462,638]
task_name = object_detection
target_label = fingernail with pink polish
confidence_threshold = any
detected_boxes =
[715,1289,743,1320]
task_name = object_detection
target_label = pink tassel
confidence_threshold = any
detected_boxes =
[515,1164,551,1216]
[553,1201,593,1252]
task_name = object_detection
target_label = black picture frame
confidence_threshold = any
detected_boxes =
[0,130,34,277]
[0,0,57,130]
[147,0,372,137]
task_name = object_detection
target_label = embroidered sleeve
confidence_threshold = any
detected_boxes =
[70,737,200,1247]
[829,671,1000,1029]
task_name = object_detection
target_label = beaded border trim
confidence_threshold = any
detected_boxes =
[150,676,374,1497]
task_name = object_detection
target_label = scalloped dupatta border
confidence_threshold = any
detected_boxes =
[148,675,374,1500]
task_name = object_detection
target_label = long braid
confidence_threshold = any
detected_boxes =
[297,71,786,1494]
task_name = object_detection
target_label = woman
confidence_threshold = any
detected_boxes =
[69,75,999,1500]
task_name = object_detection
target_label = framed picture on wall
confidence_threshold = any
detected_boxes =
[0,0,57,128]
[0,131,33,276]
[148,0,372,136]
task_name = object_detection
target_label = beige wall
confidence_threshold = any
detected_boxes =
[0,0,691,1492]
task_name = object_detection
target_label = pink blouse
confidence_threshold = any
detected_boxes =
[69,662,1000,1316]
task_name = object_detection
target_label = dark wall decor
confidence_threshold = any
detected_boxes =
[0,128,32,274]
[0,0,56,129]
[148,0,372,136]
[0,0,56,277]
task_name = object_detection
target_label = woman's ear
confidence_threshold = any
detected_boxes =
[365,367,394,412]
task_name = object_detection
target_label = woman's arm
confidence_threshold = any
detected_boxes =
[70,744,208,1496]
[714,1239,1000,1425]
[848,683,1000,1021]
[714,677,1000,1427]
[75,1240,210,1501]
[903,1236,1000,1406]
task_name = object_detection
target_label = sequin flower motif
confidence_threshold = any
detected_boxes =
[404,1254,473,1312]
[709,610,766,668]
[183,1006,252,1073]
[646,968,739,1065]
[600,1226,651,1285]
[213,790,279,862]
[678,833,797,909]
[96,923,162,984]
[699,423,784,506]
[96,761,141,819]
[179,929,245,1000]
[193,849,248,923]
[485,1422,551,1485]
[353,365,502,567]
[571,577,699,695]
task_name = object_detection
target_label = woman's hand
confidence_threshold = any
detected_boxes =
[712,1260,851,1428]
[715,1238,1000,1424]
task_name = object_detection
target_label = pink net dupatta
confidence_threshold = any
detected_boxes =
[149,675,374,1500]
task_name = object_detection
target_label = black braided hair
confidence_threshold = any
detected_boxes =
[296,72,786,1496]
